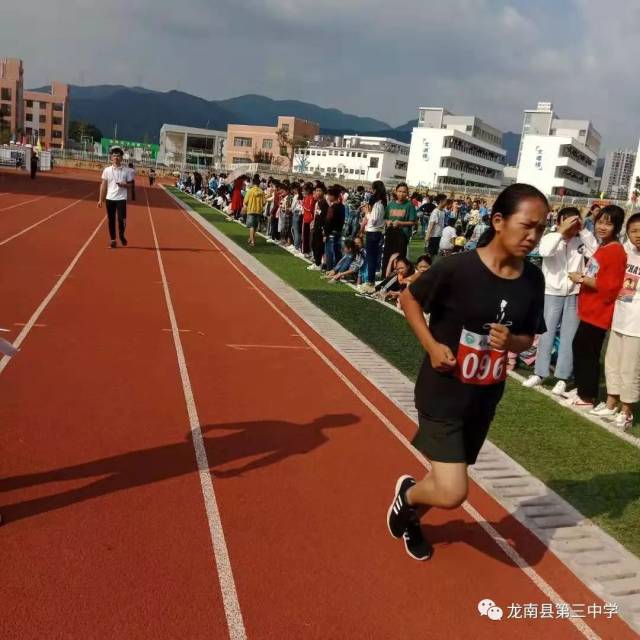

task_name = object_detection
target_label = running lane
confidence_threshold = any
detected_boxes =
[0,186,230,638]
[145,187,636,640]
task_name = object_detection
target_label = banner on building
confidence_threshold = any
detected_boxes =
[101,138,159,161]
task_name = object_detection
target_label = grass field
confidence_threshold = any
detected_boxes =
[170,188,640,557]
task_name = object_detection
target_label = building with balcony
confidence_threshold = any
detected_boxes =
[628,139,640,204]
[24,82,70,149]
[601,149,636,200]
[0,58,24,140]
[292,134,409,182]
[517,111,601,197]
[158,124,226,168]
[406,107,506,189]
[225,116,319,171]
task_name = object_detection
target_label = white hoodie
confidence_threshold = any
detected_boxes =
[538,229,598,296]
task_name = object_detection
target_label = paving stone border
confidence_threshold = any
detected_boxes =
[167,188,640,634]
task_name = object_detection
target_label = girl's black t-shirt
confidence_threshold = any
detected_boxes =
[408,251,546,419]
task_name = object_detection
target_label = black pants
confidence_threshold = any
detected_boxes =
[30,168,37,179]
[427,236,441,257]
[106,199,127,241]
[572,320,606,401]
[311,229,324,266]
[130,181,136,201]
[302,221,311,254]
[382,228,408,275]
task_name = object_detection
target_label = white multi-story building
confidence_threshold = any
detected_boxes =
[406,107,506,189]
[158,124,226,168]
[601,149,635,199]
[292,135,409,182]
[629,139,640,204]
[516,103,601,197]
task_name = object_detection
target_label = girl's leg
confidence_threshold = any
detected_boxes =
[554,294,580,381]
[619,334,640,417]
[604,330,623,409]
[534,295,564,379]
[406,461,468,510]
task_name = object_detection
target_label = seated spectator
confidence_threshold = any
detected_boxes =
[453,227,466,252]
[439,218,457,256]
[465,214,490,251]
[324,239,361,283]
[403,254,432,286]
[369,256,414,302]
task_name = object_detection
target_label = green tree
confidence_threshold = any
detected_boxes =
[68,120,103,143]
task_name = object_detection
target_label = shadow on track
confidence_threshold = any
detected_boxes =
[0,414,357,524]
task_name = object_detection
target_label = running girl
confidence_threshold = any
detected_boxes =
[388,183,548,560]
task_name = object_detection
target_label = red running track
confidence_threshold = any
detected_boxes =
[0,171,636,640]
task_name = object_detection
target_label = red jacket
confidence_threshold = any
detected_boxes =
[302,195,315,224]
[578,242,627,329]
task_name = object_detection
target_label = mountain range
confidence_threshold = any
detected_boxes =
[32,84,522,164]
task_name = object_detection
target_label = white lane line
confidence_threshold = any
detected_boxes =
[0,217,105,375]
[0,188,67,212]
[173,194,600,640]
[227,343,310,351]
[144,189,246,640]
[0,192,93,246]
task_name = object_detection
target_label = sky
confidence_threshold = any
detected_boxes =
[3,0,640,151]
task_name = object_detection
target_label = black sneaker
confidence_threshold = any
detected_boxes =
[403,517,432,561]
[120,237,128,247]
[387,475,416,538]
[110,240,117,249]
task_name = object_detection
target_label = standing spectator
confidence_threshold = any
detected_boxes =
[243,175,266,247]
[231,175,245,220]
[278,184,294,247]
[425,193,447,257]
[417,195,435,238]
[359,180,387,294]
[583,204,600,235]
[345,186,365,238]
[523,207,598,395]
[148,168,156,186]
[382,183,417,274]
[592,214,640,429]
[127,162,136,201]
[567,205,627,409]
[323,185,346,271]
[290,184,303,254]
[301,182,315,257]
[438,219,457,256]
[30,152,38,179]
[308,183,328,270]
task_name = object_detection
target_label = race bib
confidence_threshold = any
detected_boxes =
[455,328,507,386]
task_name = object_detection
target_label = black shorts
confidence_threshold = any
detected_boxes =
[411,405,496,466]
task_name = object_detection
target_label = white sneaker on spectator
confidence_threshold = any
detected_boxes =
[266,238,276,244]
[564,396,594,410]
[307,264,321,271]
[523,375,543,388]
[614,412,633,430]
[589,403,618,419]
[551,380,567,396]
[562,387,578,400]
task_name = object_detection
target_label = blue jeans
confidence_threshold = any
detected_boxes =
[534,294,579,380]
[333,254,354,273]
[365,231,383,284]
[324,234,342,271]
[292,212,302,250]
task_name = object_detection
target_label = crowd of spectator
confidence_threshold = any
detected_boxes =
[177,171,638,432]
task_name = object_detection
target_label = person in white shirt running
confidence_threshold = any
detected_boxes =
[98,147,129,249]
